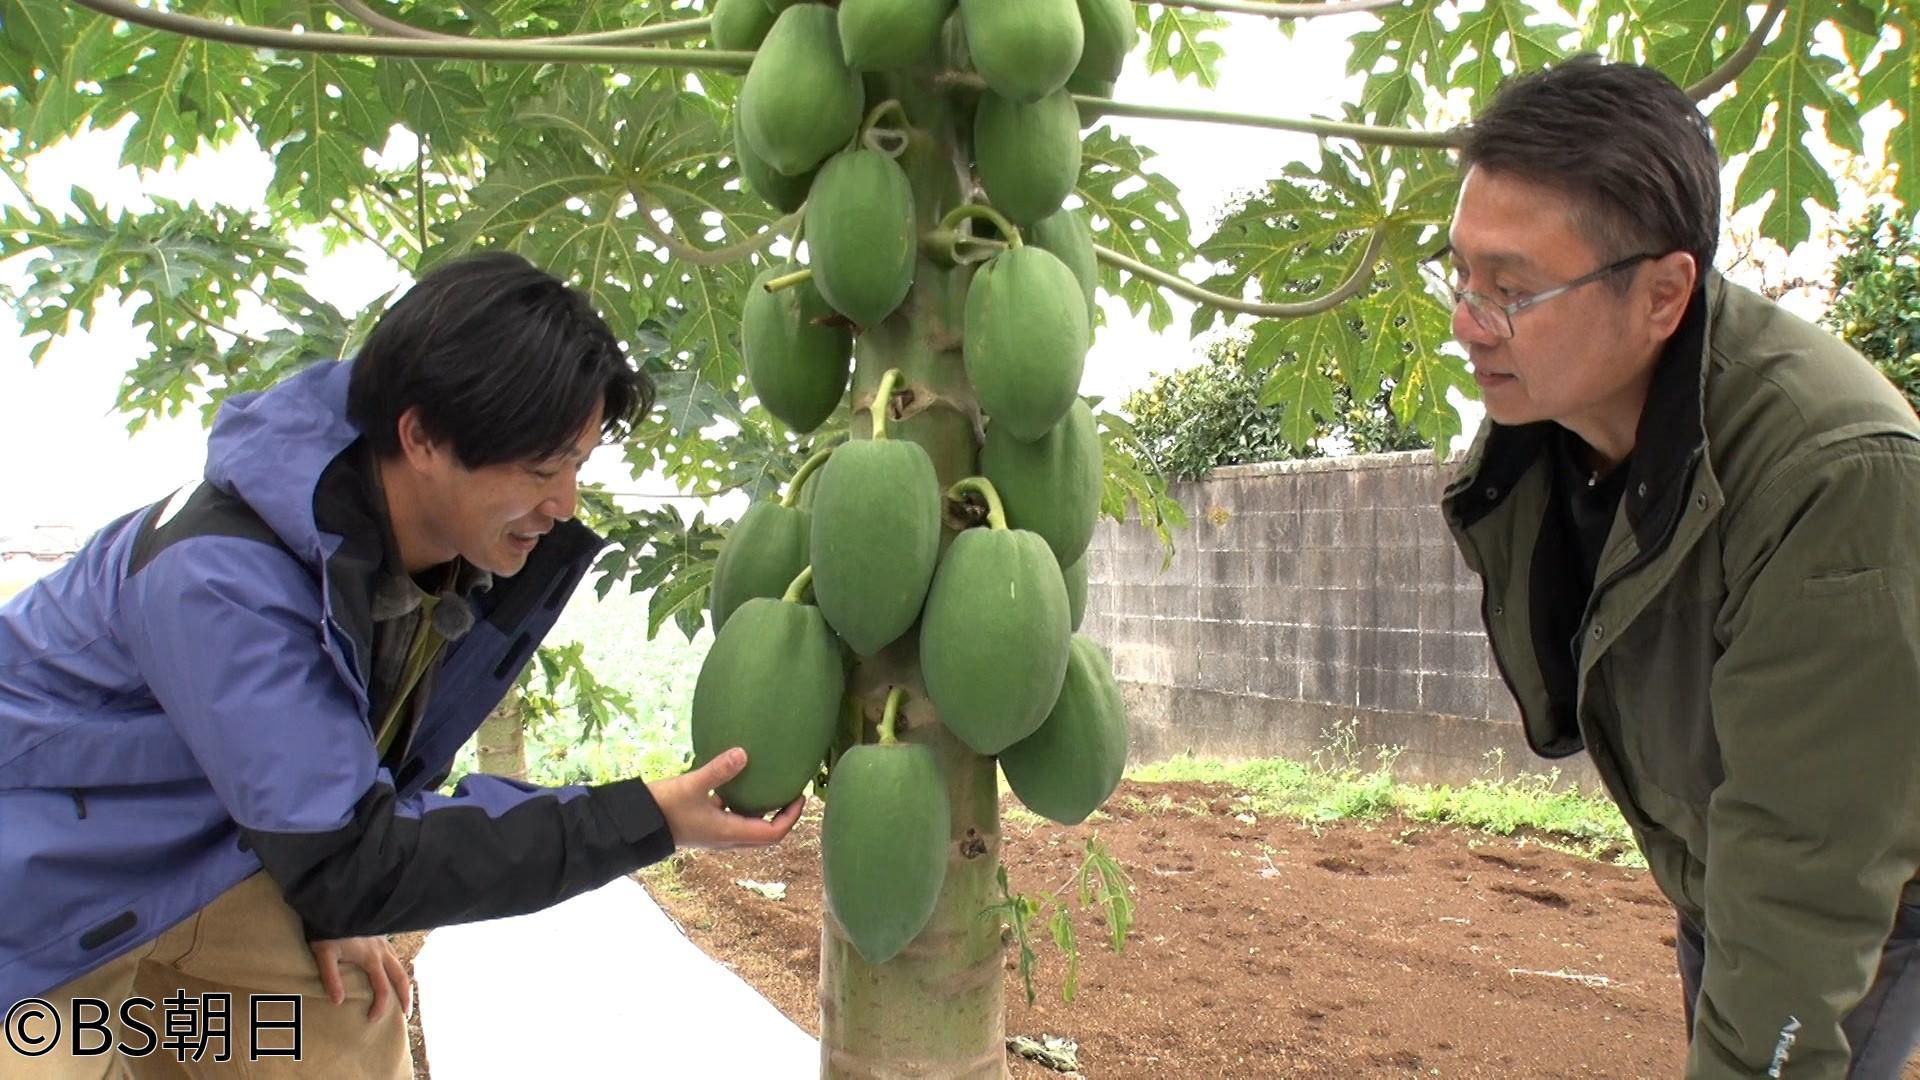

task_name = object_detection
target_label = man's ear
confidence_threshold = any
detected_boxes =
[394,407,448,472]
[1644,251,1699,341]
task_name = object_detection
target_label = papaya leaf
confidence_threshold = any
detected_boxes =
[1443,0,1574,104]
[1077,129,1193,333]
[1049,907,1080,1003]
[646,553,714,642]
[1346,0,1449,125]
[1096,407,1189,564]
[1250,319,1343,453]
[1080,836,1136,954]
[1859,22,1920,211]
[1135,4,1228,89]
[985,865,1044,1007]
[1711,2,1856,249]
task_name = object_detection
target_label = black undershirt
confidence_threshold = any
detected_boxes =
[1549,425,1632,659]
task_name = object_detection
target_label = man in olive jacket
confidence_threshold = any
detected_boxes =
[1433,58,1920,1077]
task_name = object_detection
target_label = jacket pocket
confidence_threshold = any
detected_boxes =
[1601,591,1726,804]
[1800,567,1886,597]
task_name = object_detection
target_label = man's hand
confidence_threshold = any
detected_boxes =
[309,936,413,1022]
[650,748,805,850]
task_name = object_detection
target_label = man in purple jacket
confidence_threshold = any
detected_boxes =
[0,251,801,1076]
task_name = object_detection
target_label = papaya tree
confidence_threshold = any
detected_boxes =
[1,0,1906,1074]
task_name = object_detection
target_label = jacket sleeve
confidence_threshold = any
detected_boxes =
[119,536,676,939]
[1691,435,1920,1078]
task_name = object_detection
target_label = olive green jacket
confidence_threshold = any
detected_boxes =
[1444,275,1920,1078]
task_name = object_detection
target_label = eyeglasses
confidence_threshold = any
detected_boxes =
[1419,249,1662,340]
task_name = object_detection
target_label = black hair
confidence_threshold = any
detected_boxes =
[1462,55,1721,283]
[348,250,652,468]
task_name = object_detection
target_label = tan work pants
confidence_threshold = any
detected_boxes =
[2,873,412,1078]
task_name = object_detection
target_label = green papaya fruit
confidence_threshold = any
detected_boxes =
[760,0,810,11]
[981,398,1102,566]
[690,592,845,814]
[806,149,918,327]
[709,501,812,632]
[822,740,950,963]
[999,634,1127,824]
[1063,552,1087,630]
[712,0,778,50]
[1070,0,1135,85]
[963,244,1089,441]
[809,439,942,655]
[973,89,1082,227]
[839,0,955,71]
[740,6,865,176]
[1030,207,1098,325]
[920,519,1072,754]
[734,120,815,214]
[743,268,853,433]
[958,0,1084,103]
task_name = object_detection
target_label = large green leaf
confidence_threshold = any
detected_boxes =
[1346,0,1449,124]
[1249,319,1340,451]
[1858,20,1919,211]
[1644,0,1751,87]
[1135,4,1227,88]
[98,27,262,170]
[1076,128,1193,333]
[1710,3,1856,249]
[252,52,386,218]
[1444,0,1573,103]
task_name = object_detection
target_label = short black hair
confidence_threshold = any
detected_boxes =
[1461,55,1721,282]
[348,250,651,468]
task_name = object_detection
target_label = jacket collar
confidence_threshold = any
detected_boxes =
[1450,274,1716,551]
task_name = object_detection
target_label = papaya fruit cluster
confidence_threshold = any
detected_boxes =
[722,0,1128,434]
[690,0,1136,967]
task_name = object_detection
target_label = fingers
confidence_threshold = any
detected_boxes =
[365,958,391,1022]
[385,943,414,1020]
[766,796,805,837]
[688,747,748,788]
[312,945,346,1007]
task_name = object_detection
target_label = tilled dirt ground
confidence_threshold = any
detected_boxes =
[398,779,1920,1077]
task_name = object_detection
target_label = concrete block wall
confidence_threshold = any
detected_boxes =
[1081,450,1602,790]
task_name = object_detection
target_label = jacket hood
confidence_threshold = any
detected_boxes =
[203,358,361,574]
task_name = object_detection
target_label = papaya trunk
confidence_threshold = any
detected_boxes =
[476,689,529,782]
[819,73,1008,1078]
[819,687,1004,1078]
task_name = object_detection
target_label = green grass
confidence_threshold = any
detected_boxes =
[1126,749,1641,867]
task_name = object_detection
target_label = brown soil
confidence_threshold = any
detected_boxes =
[652,779,1686,1078]
[394,779,1920,1077]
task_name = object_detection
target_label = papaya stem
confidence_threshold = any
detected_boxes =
[869,368,904,441]
[781,565,815,604]
[67,0,757,70]
[859,99,913,158]
[861,98,910,138]
[937,204,1023,249]
[947,477,1009,531]
[781,445,837,508]
[878,687,907,745]
[764,268,813,293]
[783,214,807,273]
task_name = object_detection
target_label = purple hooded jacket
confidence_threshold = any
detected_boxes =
[0,359,673,1005]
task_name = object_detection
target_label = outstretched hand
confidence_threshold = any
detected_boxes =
[650,747,805,850]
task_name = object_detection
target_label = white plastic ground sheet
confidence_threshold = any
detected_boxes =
[414,875,818,1078]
